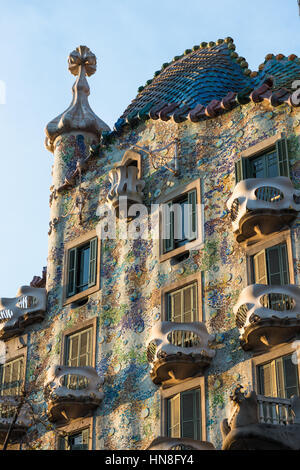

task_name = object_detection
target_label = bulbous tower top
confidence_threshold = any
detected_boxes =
[45,45,110,152]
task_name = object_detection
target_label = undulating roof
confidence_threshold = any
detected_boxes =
[108,37,300,139]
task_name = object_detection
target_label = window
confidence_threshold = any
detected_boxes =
[58,429,89,450]
[235,136,289,182]
[252,242,289,285]
[167,283,198,323]
[0,357,24,396]
[258,354,299,399]
[64,328,93,390]
[65,328,93,367]
[162,189,197,254]
[167,389,201,440]
[66,237,98,299]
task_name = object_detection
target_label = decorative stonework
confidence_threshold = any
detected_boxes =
[234,284,300,350]
[227,177,300,243]
[146,436,215,450]
[107,164,145,213]
[221,385,300,450]
[45,46,110,152]
[147,321,215,386]
[44,365,104,423]
[0,286,47,341]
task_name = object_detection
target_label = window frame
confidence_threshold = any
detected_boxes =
[0,334,27,398]
[63,230,101,306]
[245,230,295,286]
[158,179,203,262]
[257,353,299,399]
[167,388,202,440]
[252,343,300,398]
[161,273,203,323]
[235,133,290,183]
[60,318,97,368]
[0,356,24,397]
[56,417,93,450]
[161,377,206,441]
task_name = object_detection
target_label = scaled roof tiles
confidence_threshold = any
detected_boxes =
[109,38,300,137]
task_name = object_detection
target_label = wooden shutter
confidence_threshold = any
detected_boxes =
[79,328,92,367]
[266,243,289,286]
[58,436,67,450]
[235,157,249,182]
[276,136,290,177]
[253,250,268,284]
[259,362,274,397]
[81,429,89,449]
[88,238,97,288]
[67,247,77,297]
[67,333,79,367]
[168,394,180,438]
[275,358,285,398]
[163,202,174,253]
[181,389,201,440]
[188,190,197,241]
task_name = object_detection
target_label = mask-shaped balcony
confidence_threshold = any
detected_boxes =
[107,165,145,216]
[146,437,215,450]
[0,396,32,444]
[227,177,300,244]
[146,321,215,387]
[0,286,47,341]
[234,284,300,351]
[44,365,104,423]
[221,385,300,450]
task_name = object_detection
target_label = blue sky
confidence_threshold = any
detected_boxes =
[0,0,299,296]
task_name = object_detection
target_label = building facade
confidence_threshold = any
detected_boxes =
[1,38,300,450]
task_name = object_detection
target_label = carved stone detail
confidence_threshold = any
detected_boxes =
[234,284,300,350]
[147,321,215,386]
[221,385,300,450]
[107,164,145,212]
[146,436,215,450]
[44,365,104,423]
[0,286,47,341]
[227,177,300,243]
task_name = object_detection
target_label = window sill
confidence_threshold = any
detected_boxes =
[62,284,99,307]
[160,239,203,263]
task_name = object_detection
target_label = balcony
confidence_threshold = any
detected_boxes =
[221,385,300,450]
[0,396,32,444]
[146,321,215,387]
[146,437,215,450]
[107,164,145,216]
[227,177,300,243]
[234,284,300,351]
[44,365,104,423]
[0,286,47,341]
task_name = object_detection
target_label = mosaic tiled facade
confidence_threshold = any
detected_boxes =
[1,39,300,450]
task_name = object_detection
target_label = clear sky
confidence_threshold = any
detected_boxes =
[0,0,299,296]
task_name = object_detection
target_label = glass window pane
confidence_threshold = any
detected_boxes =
[251,156,265,178]
[266,151,279,177]
[283,355,299,398]
[77,245,90,292]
